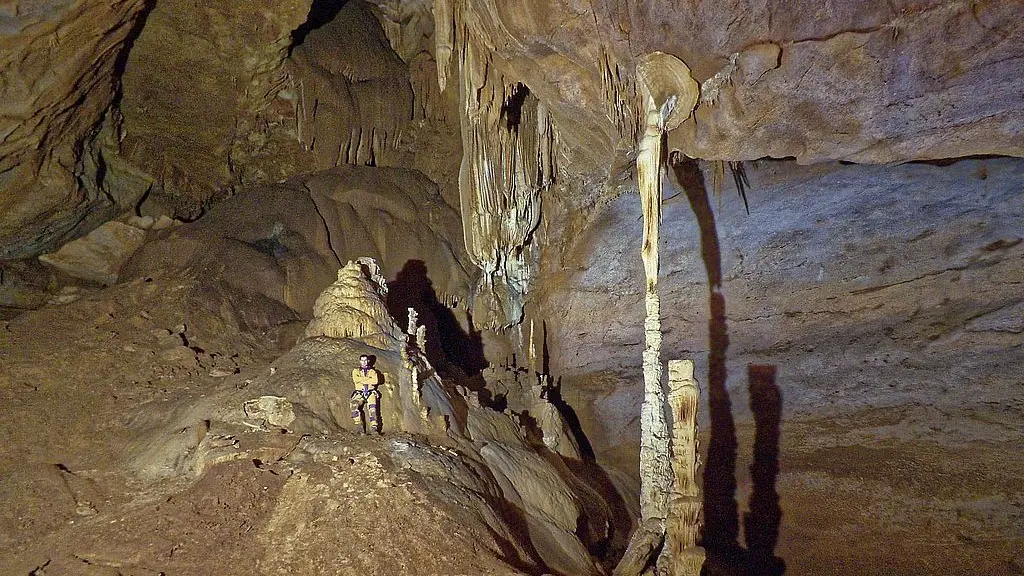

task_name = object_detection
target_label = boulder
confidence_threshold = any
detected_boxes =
[38,221,147,285]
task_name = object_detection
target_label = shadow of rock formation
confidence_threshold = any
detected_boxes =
[386,258,488,377]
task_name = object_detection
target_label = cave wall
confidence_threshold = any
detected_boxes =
[0,0,460,260]
[539,157,1023,471]
[408,0,1024,169]
[0,0,152,259]
[2,2,1022,437]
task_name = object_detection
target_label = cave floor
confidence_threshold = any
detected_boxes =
[1,277,1021,576]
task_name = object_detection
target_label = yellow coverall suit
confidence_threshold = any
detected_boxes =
[350,367,380,433]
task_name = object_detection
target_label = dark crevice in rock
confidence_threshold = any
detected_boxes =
[110,0,158,110]
[290,0,352,54]
[304,184,343,267]
[905,153,1014,168]
[500,83,531,132]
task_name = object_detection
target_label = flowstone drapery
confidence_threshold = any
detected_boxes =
[432,0,557,329]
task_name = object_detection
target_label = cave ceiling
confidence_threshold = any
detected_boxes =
[1,0,1022,266]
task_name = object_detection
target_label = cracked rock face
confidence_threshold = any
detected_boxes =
[0,0,152,258]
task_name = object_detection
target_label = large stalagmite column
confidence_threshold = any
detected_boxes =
[634,52,700,523]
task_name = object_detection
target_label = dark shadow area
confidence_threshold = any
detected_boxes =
[561,453,635,570]
[671,157,741,559]
[111,0,158,106]
[520,405,633,571]
[289,0,351,52]
[906,153,1008,167]
[386,259,488,377]
[745,364,785,576]
[500,83,530,131]
[539,323,595,461]
[546,378,595,461]
[673,157,787,576]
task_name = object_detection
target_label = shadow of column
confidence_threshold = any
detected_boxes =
[671,158,741,558]
[745,364,785,576]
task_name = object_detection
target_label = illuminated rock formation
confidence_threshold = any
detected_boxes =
[634,52,699,523]
[303,259,404,349]
[659,359,705,575]
[431,0,557,329]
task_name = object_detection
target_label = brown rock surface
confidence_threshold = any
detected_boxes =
[38,219,147,285]
[118,0,311,216]
[0,0,152,258]
[122,164,474,317]
[541,159,1022,460]
[363,0,1024,183]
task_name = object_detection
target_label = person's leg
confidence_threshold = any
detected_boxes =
[366,390,380,433]
[350,391,366,432]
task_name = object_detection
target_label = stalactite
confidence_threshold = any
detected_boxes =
[440,1,557,329]
[432,0,455,92]
[601,49,641,143]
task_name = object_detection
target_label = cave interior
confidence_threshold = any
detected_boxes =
[0,1,1022,575]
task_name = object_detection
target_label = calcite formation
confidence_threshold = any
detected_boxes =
[431,0,557,329]
[303,259,404,348]
[285,1,414,170]
[635,52,699,523]
[659,359,705,575]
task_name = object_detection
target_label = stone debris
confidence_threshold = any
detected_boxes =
[38,221,147,285]
[243,396,297,429]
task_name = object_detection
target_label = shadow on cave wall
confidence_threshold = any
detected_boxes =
[386,259,488,377]
[674,158,739,553]
[671,158,784,575]
[745,364,785,575]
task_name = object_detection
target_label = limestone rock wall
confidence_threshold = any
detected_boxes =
[0,0,152,259]
[122,164,474,318]
[399,1,1024,168]
[541,157,1024,474]
[117,0,311,216]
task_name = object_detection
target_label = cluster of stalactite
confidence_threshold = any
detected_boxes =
[433,0,557,330]
[600,49,643,145]
[283,1,414,170]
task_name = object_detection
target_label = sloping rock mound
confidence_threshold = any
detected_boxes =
[114,256,615,575]
[122,164,473,316]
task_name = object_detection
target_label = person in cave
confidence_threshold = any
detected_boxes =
[350,354,382,434]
